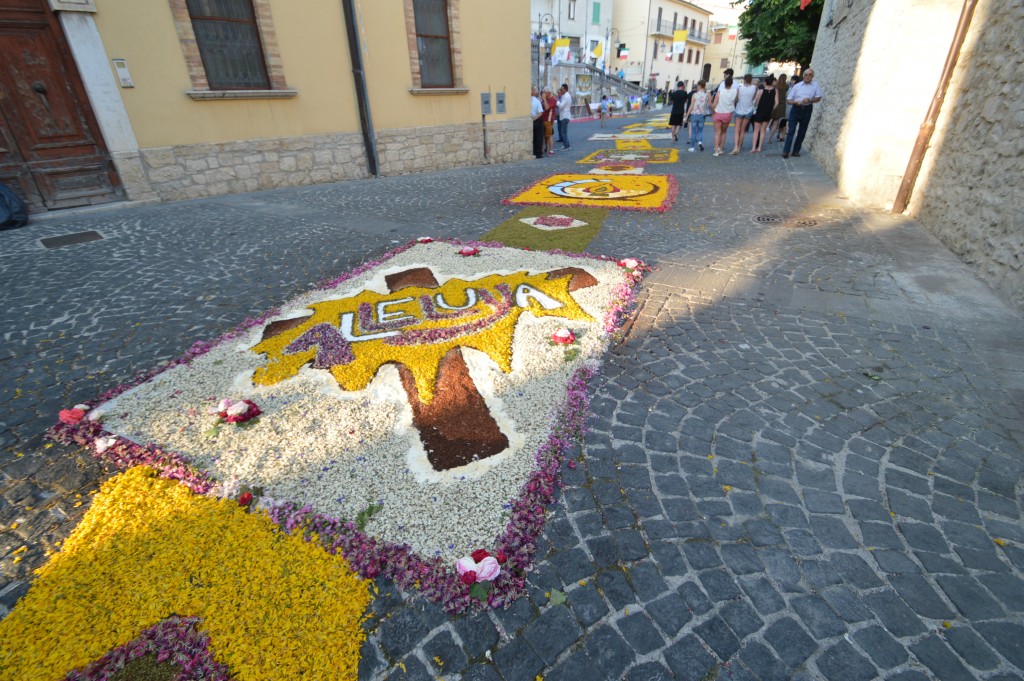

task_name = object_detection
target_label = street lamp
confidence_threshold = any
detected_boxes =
[538,13,558,43]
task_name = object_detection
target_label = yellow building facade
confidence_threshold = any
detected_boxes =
[0,0,529,210]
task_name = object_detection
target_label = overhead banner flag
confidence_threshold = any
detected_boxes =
[551,38,571,65]
[728,25,738,40]
[673,30,688,54]
[618,44,629,59]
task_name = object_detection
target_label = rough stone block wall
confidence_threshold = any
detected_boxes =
[376,119,531,176]
[137,132,370,202]
[130,121,531,203]
[806,0,1022,312]
[908,0,1023,311]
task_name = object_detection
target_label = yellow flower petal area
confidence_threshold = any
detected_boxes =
[615,139,653,150]
[0,467,371,681]
[252,271,592,403]
[506,174,675,211]
[578,148,679,164]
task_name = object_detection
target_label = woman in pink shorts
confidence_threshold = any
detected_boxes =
[711,69,739,157]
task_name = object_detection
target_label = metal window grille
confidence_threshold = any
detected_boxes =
[187,0,270,89]
[414,0,454,87]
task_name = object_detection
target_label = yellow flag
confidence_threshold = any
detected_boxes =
[673,30,688,54]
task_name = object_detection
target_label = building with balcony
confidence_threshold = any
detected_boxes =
[531,0,614,68]
[611,0,711,93]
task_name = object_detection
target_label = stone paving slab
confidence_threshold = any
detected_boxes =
[2,112,1023,680]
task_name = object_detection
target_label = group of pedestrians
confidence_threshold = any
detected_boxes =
[530,68,823,161]
[665,68,823,158]
[531,84,572,159]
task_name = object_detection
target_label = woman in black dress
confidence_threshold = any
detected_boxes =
[750,75,777,153]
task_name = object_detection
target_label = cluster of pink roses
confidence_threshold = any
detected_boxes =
[550,328,576,345]
[456,548,507,585]
[209,398,261,424]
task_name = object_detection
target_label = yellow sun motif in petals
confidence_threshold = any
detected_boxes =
[252,271,592,403]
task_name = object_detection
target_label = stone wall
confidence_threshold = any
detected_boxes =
[123,120,531,203]
[805,0,962,208]
[376,119,532,176]
[806,0,1022,312]
[908,0,1024,311]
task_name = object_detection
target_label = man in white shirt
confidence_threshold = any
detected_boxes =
[531,86,545,159]
[782,68,823,158]
[556,84,573,150]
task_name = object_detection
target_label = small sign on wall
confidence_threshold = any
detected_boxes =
[111,59,134,88]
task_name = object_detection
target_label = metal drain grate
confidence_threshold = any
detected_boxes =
[40,231,104,249]
[754,215,784,224]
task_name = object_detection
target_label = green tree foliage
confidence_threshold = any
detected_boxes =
[734,0,824,69]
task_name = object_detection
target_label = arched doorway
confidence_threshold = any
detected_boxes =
[702,63,711,82]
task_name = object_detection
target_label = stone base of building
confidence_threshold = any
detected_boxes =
[115,120,531,204]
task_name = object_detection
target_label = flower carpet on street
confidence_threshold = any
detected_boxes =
[587,163,646,175]
[0,466,371,681]
[588,132,672,140]
[504,174,678,212]
[482,206,607,252]
[611,138,654,150]
[48,240,646,612]
[578,147,679,164]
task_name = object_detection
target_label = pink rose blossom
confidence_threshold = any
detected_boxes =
[95,437,117,454]
[551,328,576,345]
[458,246,480,257]
[417,237,434,243]
[457,555,500,582]
[618,258,641,270]
[59,408,87,425]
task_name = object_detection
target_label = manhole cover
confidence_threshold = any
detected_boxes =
[40,231,104,249]
[754,215,784,224]
[786,217,820,227]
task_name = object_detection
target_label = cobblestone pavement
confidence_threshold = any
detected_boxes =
[2,112,1024,680]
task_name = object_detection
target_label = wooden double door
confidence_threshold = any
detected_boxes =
[0,0,123,212]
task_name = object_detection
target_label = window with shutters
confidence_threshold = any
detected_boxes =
[186,0,268,89]
[403,0,465,93]
[592,2,600,25]
[714,31,722,44]
[568,0,576,20]
[412,0,453,87]
[169,0,291,98]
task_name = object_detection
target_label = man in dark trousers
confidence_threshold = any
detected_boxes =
[531,86,545,159]
[668,81,689,142]
[782,68,823,158]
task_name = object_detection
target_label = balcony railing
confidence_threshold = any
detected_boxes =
[648,20,711,43]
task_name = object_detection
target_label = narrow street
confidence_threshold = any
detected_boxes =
[2,111,1023,680]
